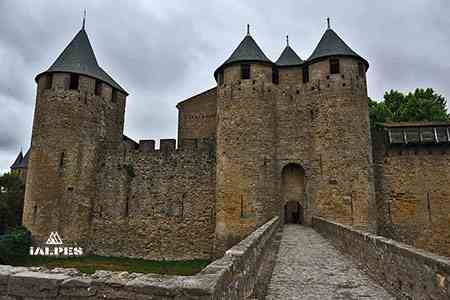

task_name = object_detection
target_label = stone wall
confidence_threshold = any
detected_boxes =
[91,138,216,260]
[313,216,450,300]
[177,87,217,147]
[0,217,280,300]
[373,127,450,257]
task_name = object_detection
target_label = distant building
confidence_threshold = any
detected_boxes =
[10,150,29,181]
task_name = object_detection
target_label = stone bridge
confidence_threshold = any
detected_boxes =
[266,224,393,299]
[0,217,449,299]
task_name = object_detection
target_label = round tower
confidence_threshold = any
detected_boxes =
[22,25,128,246]
[275,35,304,86]
[214,26,278,254]
[305,23,374,229]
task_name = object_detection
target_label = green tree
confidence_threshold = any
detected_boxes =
[369,88,449,127]
[0,172,25,234]
[368,97,392,125]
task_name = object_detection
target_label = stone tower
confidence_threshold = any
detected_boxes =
[214,27,279,254]
[22,24,128,246]
[305,26,374,228]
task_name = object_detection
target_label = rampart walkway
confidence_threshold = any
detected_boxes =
[266,225,394,299]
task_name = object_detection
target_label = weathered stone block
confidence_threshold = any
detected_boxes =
[8,271,69,298]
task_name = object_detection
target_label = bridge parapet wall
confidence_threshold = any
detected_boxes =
[0,217,280,299]
[313,216,450,300]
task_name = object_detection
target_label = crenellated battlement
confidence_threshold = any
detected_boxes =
[135,138,215,154]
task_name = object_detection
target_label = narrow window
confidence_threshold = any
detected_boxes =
[302,65,309,83]
[69,74,79,90]
[240,64,251,80]
[59,152,65,169]
[272,67,279,84]
[95,80,102,96]
[45,74,53,90]
[218,71,224,85]
[358,62,365,77]
[111,89,118,102]
[330,58,340,74]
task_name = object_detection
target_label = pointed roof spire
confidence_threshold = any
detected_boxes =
[214,25,273,78]
[82,9,86,30]
[10,151,23,169]
[35,26,127,94]
[276,37,303,67]
[307,26,368,69]
[327,17,331,30]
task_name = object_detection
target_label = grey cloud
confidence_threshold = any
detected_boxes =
[1,0,449,172]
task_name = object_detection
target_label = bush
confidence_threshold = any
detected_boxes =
[0,226,31,264]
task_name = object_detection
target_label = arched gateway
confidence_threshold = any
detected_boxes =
[281,164,306,224]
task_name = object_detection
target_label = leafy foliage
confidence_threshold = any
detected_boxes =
[369,88,449,127]
[0,226,31,264]
[0,172,25,234]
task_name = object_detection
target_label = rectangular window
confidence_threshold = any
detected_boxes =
[330,58,340,74]
[218,71,224,85]
[358,62,365,77]
[302,65,309,83]
[45,74,53,90]
[272,67,279,84]
[95,80,102,96]
[69,74,79,90]
[111,89,118,102]
[240,64,251,80]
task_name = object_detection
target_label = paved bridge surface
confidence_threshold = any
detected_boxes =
[266,225,394,300]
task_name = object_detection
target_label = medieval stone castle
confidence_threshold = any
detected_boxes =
[11,22,450,260]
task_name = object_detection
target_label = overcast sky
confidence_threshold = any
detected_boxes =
[0,0,449,173]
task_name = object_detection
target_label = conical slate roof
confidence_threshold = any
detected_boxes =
[276,46,303,66]
[307,29,368,68]
[35,28,127,94]
[214,33,273,78]
[10,151,23,169]
[19,150,30,168]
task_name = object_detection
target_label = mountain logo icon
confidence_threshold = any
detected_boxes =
[46,232,63,245]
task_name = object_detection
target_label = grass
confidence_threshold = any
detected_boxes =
[9,255,210,275]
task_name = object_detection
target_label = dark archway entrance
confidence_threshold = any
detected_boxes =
[284,201,304,224]
[281,164,306,224]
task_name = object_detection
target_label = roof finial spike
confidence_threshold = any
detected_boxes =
[286,35,289,46]
[327,17,331,30]
[82,9,86,30]
[247,24,250,36]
